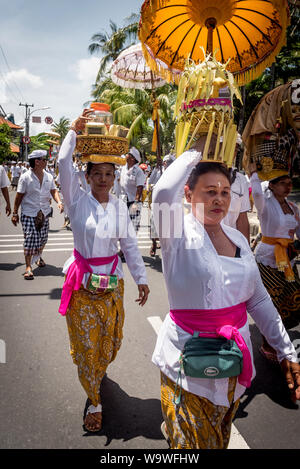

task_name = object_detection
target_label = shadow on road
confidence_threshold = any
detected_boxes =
[82,376,165,445]
[142,255,163,273]
[234,324,300,421]
[32,264,64,277]
[0,262,23,271]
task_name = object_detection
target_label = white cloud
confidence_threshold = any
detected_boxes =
[6,68,43,89]
[75,57,99,85]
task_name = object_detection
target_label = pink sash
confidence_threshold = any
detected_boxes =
[59,249,118,316]
[170,302,252,388]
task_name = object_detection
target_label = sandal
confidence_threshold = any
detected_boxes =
[84,404,102,433]
[161,421,170,446]
[150,246,156,257]
[259,345,279,363]
[24,270,34,280]
[36,258,46,267]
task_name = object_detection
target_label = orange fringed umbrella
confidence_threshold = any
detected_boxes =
[139,0,290,86]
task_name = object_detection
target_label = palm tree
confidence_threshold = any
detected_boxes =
[94,78,177,155]
[89,16,138,82]
[51,117,71,144]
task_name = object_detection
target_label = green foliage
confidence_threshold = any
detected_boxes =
[51,117,71,143]
[0,124,13,163]
[28,133,50,153]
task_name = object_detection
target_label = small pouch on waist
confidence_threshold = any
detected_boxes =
[34,210,45,231]
[173,332,243,405]
[86,273,118,293]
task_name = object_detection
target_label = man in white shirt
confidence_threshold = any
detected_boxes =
[11,150,63,279]
[11,161,22,190]
[0,164,11,216]
[222,169,251,242]
[120,147,145,232]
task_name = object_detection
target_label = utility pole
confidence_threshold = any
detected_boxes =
[19,103,34,161]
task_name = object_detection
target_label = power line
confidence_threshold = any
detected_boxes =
[0,44,25,101]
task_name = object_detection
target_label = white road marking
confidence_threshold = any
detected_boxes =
[147,315,250,449]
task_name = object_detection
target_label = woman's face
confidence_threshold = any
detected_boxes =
[86,163,115,195]
[269,177,292,198]
[185,171,231,225]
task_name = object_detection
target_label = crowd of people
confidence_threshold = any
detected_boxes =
[0,108,300,448]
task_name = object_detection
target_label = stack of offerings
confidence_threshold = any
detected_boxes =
[174,51,242,167]
[75,102,129,165]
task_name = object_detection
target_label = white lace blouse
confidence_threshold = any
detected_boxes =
[58,130,147,287]
[152,150,297,407]
[251,172,300,268]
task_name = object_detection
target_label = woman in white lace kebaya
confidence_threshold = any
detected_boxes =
[152,143,300,449]
[58,111,149,432]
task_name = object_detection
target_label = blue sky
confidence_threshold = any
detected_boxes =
[0,0,142,133]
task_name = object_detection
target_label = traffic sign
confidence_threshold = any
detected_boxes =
[45,116,53,125]
[22,136,31,144]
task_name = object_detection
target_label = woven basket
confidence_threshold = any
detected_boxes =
[76,135,129,164]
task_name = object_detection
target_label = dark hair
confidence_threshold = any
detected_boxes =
[269,175,292,186]
[86,162,115,175]
[187,162,232,190]
[29,158,37,168]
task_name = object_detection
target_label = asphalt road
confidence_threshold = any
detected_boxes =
[0,195,299,450]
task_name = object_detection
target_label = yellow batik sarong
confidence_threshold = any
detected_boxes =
[66,279,125,407]
[160,372,240,449]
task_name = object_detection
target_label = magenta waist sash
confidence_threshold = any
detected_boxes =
[59,249,118,316]
[170,302,252,388]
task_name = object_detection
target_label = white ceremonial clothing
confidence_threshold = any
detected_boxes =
[223,171,251,228]
[251,172,300,268]
[0,165,10,188]
[152,150,297,407]
[148,166,163,186]
[17,169,55,217]
[11,165,21,178]
[120,163,145,202]
[58,130,147,287]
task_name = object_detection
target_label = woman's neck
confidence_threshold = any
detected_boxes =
[204,223,223,238]
[91,190,110,205]
[274,193,286,204]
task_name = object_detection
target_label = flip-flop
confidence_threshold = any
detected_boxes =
[24,270,34,280]
[36,258,46,267]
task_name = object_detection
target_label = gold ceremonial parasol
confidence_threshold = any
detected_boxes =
[139,0,290,85]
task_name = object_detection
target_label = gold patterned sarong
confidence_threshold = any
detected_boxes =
[66,280,125,407]
[160,372,240,449]
[257,263,300,329]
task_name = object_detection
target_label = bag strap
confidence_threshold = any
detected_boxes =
[173,359,183,406]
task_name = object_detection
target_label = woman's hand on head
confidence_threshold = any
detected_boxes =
[136,284,150,306]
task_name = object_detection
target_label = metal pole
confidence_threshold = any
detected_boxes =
[19,103,34,161]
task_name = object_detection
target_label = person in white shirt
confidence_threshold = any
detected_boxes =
[250,162,300,361]
[151,136,300,449]
[0,164,11,216]
[10,162,22,190]
[11,150,63,279]
[119,147,145,232]
[148,154,175,256]
[58,111,149,433]
[222,135,251,242]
